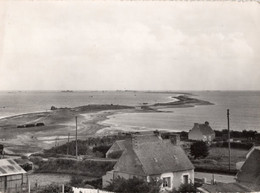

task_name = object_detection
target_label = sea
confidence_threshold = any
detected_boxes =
[0,91,259,132]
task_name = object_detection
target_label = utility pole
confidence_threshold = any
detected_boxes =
[75,116,78,159]
[67,133,70,156]
[227,109,231,171]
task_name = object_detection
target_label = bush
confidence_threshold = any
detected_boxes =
[45,140,90,156]
[36,159,116,177]
[211,141,253,150]
[92,145,111,158]
[70,175,85,187]
[190,141,209,159]
[170,183,197,193]
[105,176,161,193]
[86,178,102,189]
[37,184,73,193]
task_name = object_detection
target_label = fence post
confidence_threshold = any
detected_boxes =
[62,184,64,193]
[28,180,30,193]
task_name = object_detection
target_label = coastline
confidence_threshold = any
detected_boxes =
[0,94,214,154]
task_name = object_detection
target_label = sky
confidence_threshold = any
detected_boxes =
[0,1,259,91]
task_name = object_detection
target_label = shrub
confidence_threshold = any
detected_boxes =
[92,145,111,158]
[177,183,197,193]
[85,178,102,189]
[70,175,85,187]
[190,141,209,159]
[105,176,161,193]
[35,159,116,177]
[37,183,73,193]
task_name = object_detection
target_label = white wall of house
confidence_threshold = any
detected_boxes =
[189,130,215,142]
[160,170,194,191]
[188,129,204,141]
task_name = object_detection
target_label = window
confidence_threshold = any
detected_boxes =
[183,175,189,185]
[162,177,171,188]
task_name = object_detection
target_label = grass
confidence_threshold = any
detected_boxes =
[192,147,248,173]
[35,158,116,177]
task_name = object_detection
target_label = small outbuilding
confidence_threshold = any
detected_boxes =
[188,121,215,142]
[0,159,28,193]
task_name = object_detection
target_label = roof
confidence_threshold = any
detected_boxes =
[113,134,194,176]
[14,158,33,166]
[0,159,26,177]
[199,182,252,193]
[115,140,130,150]
[191,123,214,135]
[236,147,260,191]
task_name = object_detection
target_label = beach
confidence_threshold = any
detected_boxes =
[0,94,214,154]
[1,91,260,154]
[0,105,134,154]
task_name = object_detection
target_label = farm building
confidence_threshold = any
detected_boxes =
[0,159,28,193]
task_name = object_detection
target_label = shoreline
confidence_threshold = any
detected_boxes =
[0,95,214,154]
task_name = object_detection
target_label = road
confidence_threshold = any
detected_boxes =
[195,172,236,183]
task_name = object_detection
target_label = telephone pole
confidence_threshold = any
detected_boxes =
[227,109,231,171]
[67,133,70,156]
[75,116,78,159]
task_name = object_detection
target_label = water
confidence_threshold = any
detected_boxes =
[102,91,260,132]
[0,91,175,118]
[0,91,259,132]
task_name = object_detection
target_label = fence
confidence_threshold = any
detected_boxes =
[72,187,114,193]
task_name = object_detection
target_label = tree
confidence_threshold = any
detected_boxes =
[190,141,209,159]
[105,176,161,193]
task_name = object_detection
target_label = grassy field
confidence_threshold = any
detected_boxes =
[192,147,248,173]
[34,158,116,177]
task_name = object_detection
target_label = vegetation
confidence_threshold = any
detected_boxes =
[92,145,111,158]
[44,135,129,157]
[192,147,248,174]
[45,140,91,156]
[190,141,209,159]
[214,129,259,140]
[35,158,116,177]
[70,175,102,189]
[211,141,253,150]
[37,183,73,193]
[105,176,161,193]
[170,183,197,193]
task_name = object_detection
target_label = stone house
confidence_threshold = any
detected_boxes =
[236,146,260,191]
[103,133,194,191]
[188,122,215,142]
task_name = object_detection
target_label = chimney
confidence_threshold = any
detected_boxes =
[194,123,199,127]
[170,134,180,145]
[0,144,4,159]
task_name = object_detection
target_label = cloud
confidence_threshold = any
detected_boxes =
[0,1,259,90]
